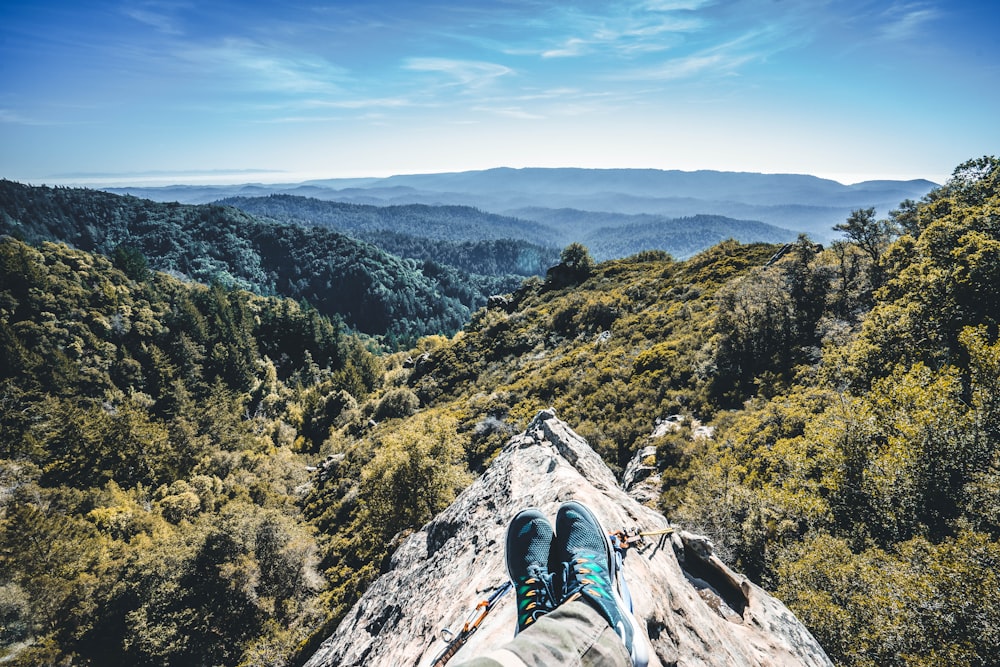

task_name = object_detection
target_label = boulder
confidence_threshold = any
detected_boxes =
[487,294,513,312]
[304,409,832,667]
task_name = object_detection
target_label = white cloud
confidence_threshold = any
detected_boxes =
[403,58,513,88]
[177,38,349,95]
[880,4,940,41]
[473,105,545,120]
[641,0,714,10]
[306,97,412,110]
[0,108,63,126]
[122,1,188,35]
[509,87,587,102]
[619,21,803,82]
[542,38,590,58]
[537,6,704,59]
[0,109,30,124]
[644,53,731,79]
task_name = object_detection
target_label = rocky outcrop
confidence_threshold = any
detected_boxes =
[623,444,659,506]
[304,409,832,667]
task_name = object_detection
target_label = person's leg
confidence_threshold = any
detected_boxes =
[454,598,630,667]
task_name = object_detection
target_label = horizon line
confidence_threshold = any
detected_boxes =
[13,165,946,189]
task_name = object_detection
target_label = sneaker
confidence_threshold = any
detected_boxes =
[551,501,649,667]
[505,508,559,633]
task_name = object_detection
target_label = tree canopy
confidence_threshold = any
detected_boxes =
[3,157,998,667]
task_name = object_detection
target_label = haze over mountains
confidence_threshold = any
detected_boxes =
[105,167,939,243]
[216,195,793,262]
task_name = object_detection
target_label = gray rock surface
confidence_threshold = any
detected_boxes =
[304,409,833,667]
[623,444,660,506]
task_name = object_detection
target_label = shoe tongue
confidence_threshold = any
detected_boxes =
[526,562,548,579]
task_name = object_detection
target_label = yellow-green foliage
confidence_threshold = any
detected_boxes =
[672,158,1000,666]
[775,532,1000,666]
[0,237,374,665]
[358,411,471,542]
[4,157,998,667]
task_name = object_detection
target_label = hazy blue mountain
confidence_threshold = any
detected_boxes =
[215,195,556,242]
[584,214,798,260]
[217,194,799,261]
[102,167,937,240]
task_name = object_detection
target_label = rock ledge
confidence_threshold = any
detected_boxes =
[304,410,832,667]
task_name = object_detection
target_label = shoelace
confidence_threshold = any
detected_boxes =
[517,567,557,627]
[560,554,609,600]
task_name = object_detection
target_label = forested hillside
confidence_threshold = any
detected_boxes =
[0,238,382,665]
[220,193,797,261]
[0,182,532,345]
[580,212,796,259]
[2,157,997,667]
[215,195,561,278]
[215,195,554,243]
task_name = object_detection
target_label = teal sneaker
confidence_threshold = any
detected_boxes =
[551,501,649,667]
[505,508,558,633]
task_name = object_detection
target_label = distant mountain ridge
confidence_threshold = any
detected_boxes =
[217,193,798,261]
[309,167,933,205]
[103,167,937,240]
[215,195,556,242]
[510,208,796,259]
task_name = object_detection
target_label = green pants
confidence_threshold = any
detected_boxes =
[454,600,630,667]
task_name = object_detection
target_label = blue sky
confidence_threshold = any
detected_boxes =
[2,0,998,185]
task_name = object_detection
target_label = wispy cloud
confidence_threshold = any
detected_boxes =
[542,38,590,59]
[470,86,624,120]
[640,0,714,10]
[879,3,940,41]
[473,105,545,120]
[305,97,413,110]
[643,53,738,80]
[620,20,804,81]
[176,38,349,95]
[0,109,30,124]
[508,87,589,102]
[0,108,63,126]
[254,115,345,124]
[122,1,188,35]
[403,58,513,88]
[538,5,704,59]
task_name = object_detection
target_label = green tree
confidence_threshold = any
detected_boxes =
[834,207,895,288]
[111,244,150,281]
[560,242,594,276]
[357,414,471,543]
